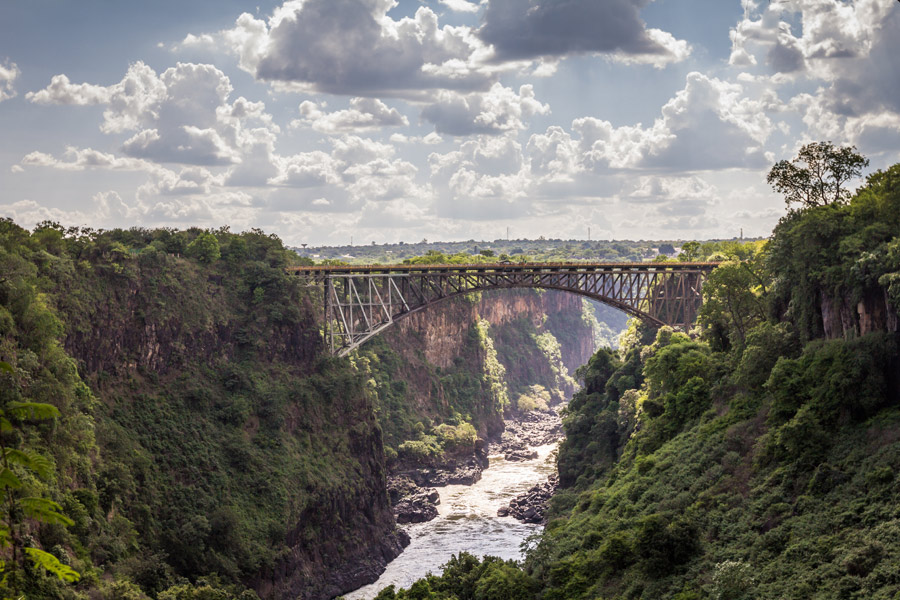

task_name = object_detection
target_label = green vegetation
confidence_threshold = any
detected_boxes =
[377,153,900,598]
[516,385,552,413]
[0,220,388,598]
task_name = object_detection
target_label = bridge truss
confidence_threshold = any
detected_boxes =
[289,262,718,357]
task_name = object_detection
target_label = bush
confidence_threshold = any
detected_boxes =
[517,385,551,412]
[633,514,699,577]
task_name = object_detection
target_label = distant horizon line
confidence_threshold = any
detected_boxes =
[293,235,764,250]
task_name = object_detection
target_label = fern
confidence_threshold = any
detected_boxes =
[3,402,60,422]
[24,548,80,583]
[0,469,22,491]
[0,400,80,594]
[3,449,52,480]
[19,498,74,527]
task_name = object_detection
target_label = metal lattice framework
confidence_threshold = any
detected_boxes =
[288,262,719,357]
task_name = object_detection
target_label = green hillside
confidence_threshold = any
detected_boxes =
[370,164,900,599]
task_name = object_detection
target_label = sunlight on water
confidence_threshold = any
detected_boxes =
[344,443,558,599]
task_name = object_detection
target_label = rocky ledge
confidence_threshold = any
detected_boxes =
[497,474,559,524]
[387,450,489,525]
[389,477,441,524]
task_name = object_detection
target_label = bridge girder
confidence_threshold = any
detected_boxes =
[289,263,717,357]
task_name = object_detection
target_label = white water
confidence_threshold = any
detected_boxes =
[344,443,558,599]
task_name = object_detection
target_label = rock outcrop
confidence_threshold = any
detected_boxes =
[498,475,559,524]
[821,288,899,339]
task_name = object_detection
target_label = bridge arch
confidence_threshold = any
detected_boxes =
[289,262,717,357]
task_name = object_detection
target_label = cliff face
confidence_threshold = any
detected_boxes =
[371,288,598,450]
[52,253,404,600]
[820,288,900,339]
[478,289,596,374]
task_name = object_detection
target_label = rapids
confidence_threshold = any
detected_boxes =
[345,443,558,599]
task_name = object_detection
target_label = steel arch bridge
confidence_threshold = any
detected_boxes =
[288,262,719,357]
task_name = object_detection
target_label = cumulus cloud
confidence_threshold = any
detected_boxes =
[28,62,282,167]
[440,0,480,13]
[478,0,690,67]
[428,134,530,219]
[641,72,772,170]
[0,59,20,102]
[219,1,494,97]
[729,0,900,149]
[531,72,772,173]
[421,83,549,136]
[292,97,409,133]
[26,74,111,105]
[268,135,425,210]
[625,175,717,210]
[420,71,777,223]
[20,147,155,172]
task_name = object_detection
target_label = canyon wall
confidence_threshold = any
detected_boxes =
[368,288,599,452]
[47,249,406,600]
[821,288,900,339]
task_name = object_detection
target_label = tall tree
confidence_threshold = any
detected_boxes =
[767,142,868,208]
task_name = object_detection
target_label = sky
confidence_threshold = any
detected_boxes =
[0,0,898,246]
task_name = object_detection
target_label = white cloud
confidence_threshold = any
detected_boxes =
[267,134,425,210]
[625,175,717,210]
[28,62,283,168]
[218,1,494,97]
[20,147,156,172]
[440,0,479,13]
[421,83,549,136]
[292,97,409,133]
[570,72,772,171]
[270,150,341,188]
[525,126,580,180]
[26,74,110,105]
[728,0,900,151]
[608,28,692,69]
[0,59,20,103]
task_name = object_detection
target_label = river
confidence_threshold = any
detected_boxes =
[344,443,558,599]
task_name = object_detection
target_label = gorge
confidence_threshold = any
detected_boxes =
[2,161,900,600]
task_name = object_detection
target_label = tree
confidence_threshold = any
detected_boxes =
[185,232,221,263]
[698,260,768,349]
[678,241,702,261]
[767,141,868,208]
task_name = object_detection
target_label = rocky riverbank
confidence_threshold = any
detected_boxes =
[497,474,559,524]
[388,406,565,526]
[490,407,563,459]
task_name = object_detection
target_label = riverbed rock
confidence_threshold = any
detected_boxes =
[498,474,559,524]
[504,449,539,462]
[394,493,440,524]
[490,406,564,456]
[387,476,441,524]
[387,475,420,504]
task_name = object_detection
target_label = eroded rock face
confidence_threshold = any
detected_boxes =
[821,288,899,339]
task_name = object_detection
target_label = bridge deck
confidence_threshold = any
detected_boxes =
[287,261,720,276]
